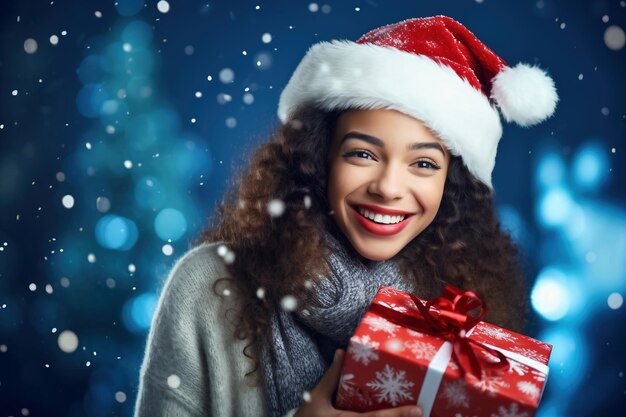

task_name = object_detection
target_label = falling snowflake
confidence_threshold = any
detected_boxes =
[362,315,399,335]
[509,346,545,363]
[473,325,518,342]
[350,335,380,365]
[470,374,509,395]
[490,402,529,417]
[440,380,470,407]
[366,364,415,406]
[404,339,437,361]
[516,381,540,401]
[377,301,408,312]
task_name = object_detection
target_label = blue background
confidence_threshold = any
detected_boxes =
[0,0,625,416]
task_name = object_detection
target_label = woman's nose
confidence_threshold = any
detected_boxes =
[367,165,405,201]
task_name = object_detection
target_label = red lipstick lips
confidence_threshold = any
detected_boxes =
[351,204,413,236]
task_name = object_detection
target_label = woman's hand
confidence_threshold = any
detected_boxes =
[293,349,423,417]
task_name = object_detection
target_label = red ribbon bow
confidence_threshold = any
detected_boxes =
[369,285,510,379]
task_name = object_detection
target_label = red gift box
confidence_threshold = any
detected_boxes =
[335,285,552,417]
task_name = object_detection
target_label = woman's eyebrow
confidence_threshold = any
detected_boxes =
[341,131,445,155]
[341,131,384,147]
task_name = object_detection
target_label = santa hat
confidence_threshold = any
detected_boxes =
[277,15,558,188]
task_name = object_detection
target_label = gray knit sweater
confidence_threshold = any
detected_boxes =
[134,243,298,417]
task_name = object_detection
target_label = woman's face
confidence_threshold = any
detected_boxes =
[327,109,449,261]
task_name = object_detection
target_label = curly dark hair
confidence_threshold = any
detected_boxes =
[199,106,528,382]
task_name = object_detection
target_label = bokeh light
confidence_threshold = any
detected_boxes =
[95,215,139,250]
[153,208,187,242]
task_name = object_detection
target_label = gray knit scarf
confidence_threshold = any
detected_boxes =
[260,232,417,417]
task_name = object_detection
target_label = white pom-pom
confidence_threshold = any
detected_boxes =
[491,63,558,127]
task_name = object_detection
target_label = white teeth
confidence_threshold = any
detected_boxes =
[358,207,405,224]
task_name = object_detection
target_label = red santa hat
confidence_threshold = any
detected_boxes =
[277,16,558,188]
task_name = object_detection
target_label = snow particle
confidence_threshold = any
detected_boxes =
[560,22,566,30]
[280,295,298,311]
[304,195,312,209]
[86,361,91,367]
[194,91,202,98]
[24,38,38,54]
[225,117,237,128]
[115,391,127,403]
[267,199,286,217]
[87,253,97,263]
[608,292,623,310]
[0,345,7,353]
[219,68,235,83]
[56,172,65,182]
[21,408,29,416]
[321,4,332,13]
[128,263,136,273]
[45,284,53,294]
[123,43,132,52]
[106,278,116,288]
[622,1,626,7]
[167,374,181,389]
[302,391,312,402]
[29,283,37,291]
[191,118,197,123]
[124,160,133,169]
[95,10,102,18]
[96,196,111,213]
[385,338,404,352]
[106,125,116,134]
[49,35,59,45]
[355,7,360,12]
[243,93,254,105]
[601,107,610,116]
[217,93,232,104]
[162,244,174,256]
[261,33,272,43]
[184,45,194,55]
[604,25,626,50]
[61,195,74,209]
[157,0,170,13]
[207,75,213,81]
[217,244,228,257]
[61,30,67,36]
[578,73,583,80]
[11,90,18,96]
[308,3,319,12]
[58,330,79,353]
[60,277,70,287]
[223,251,235,264]
[602,15,609,23]
[611,148,616,154]
[256,287,265,299]
[85,142,92,150]
[475,0,485,3]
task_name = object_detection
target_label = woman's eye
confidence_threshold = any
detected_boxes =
[413,160,441,170]
[344,150,375,160]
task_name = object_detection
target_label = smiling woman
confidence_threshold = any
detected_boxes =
[328,109,449,261]
[134,15,557,417]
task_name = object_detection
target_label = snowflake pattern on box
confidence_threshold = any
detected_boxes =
[350,335,380,365]
[490,402,530,417]
[516,381,540,401]
[404,339,437,361]
[377,300,408,312]
[440,379,470,407]
[365,364,415,406]
[378,287,402,297]
[509,346,544,362]
[470,374,510,396]
[530,369,546,382]
[473,325,518,342]
[406,328,426,338]
[362,315,399,335]
[507,359,529,376]
[337,373,372,407]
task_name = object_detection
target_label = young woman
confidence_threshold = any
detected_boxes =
[134,16,557,417]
